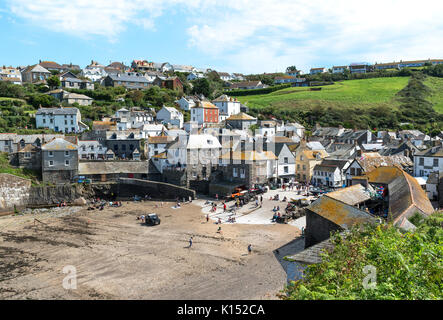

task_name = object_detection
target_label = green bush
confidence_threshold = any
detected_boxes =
[283,213,443,300]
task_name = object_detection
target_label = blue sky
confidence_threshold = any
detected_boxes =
[1,0,443,74]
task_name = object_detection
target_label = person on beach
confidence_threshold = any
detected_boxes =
[248,244,252,254]
[189,237,193,248]
[206,214,209,222]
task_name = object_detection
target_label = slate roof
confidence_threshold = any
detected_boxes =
[307,196,375,229]
[285,239,334,264]
[108,73,150,83]
[41,138,77,151]
[326,184,373,206]
[36,107,79,115]
[365,166,434,224]
[226,112,256,121]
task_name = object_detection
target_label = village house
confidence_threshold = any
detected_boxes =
[217,72,233,81]
[105,131,145,160]
[332,66,348,74]
[78,140,107,160]
[349,62,371,74]
[274,75,299,84]
[225,112,257,131]
[295,140,329,183]
[162,76,183,92]
[0,66,22,84]
[212,94,241,117]
[270,142,296,183]
[413,144,443,177]
[232,73,246,81]
[81,61,108,82]
[131,60,155,72]
[139,123,167,138]
[36,107,88,133]
[176,95,201,111]
[218,139,277,188]
[21,64,51,83]
[46,89,93,106]
[104,72,150,89]
[286,70,302,77]
[309,67,326,75]
[172,65,194,73]
[156,106,184,128]
[111,108,154,131]
[59,71,94,90]
[312,159,350,188]
[153,62,173,73]
[374,59,443,70]
[345,152,413,186]
[147,130,176,159]
[161,134,222,187]
[41,138,79,184]
[228,81,267,90]
[190,101,219,126]
[38,60,65,73]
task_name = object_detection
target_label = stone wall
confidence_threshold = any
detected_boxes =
[0,173,32,212]
[117,178,196,200]
[305,210,342,248]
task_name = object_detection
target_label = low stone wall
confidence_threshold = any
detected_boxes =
[117,178,196,200]
[0,173,32,212]
[0,174,196,211]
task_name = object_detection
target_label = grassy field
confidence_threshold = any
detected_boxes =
[425,76,443,113]
[234,77,410,110]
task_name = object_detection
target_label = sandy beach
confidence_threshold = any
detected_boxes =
[0,192,303,300]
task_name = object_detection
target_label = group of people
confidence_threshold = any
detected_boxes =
[57,201,67,207]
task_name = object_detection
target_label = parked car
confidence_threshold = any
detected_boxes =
[145,213,161,226]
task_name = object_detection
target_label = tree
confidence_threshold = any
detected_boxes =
[192,78,211,98]
[47,75,61,89]
[286,66,297,72]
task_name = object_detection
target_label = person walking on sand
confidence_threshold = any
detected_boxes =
[206,214,209,223]
[248,244,252,254]
[223,202,227,212]
[189,237,193,248]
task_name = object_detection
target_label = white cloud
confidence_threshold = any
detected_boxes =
[7,0,443,73]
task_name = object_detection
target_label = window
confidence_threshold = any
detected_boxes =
[419,158,424,165]
[65,151,69,156]
[43,119,46,124]
[300,155,304,161]
[65,120,68,125]
[302,165,306,170]
[350,168,356,175]
[65,160,70,166]
[284,157,288,164]
[297,164,300,170]
[24,152,31,159]
[233,167,238,177]
[433,158,439,167]
[284,166,288,173]
[49,160,54,166]
[48,151,54,157]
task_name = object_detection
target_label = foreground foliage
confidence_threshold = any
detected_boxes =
[283,213,443,300]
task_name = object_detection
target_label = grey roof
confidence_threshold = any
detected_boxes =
[79,161,148,175]
[285,239,334,264]
[315,159,349,170]
[41,138,77,151]
[36,107,79,115]
[108,73,150,83]
[307,195,375,229]
[326,184,373,206]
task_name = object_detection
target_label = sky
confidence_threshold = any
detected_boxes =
[1,0,443,74]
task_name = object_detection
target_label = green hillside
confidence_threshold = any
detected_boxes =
[425,76,443,113]
[235,77,410,110]
[230,76,443,133]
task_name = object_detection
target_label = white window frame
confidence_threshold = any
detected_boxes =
[48,151,54,157]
